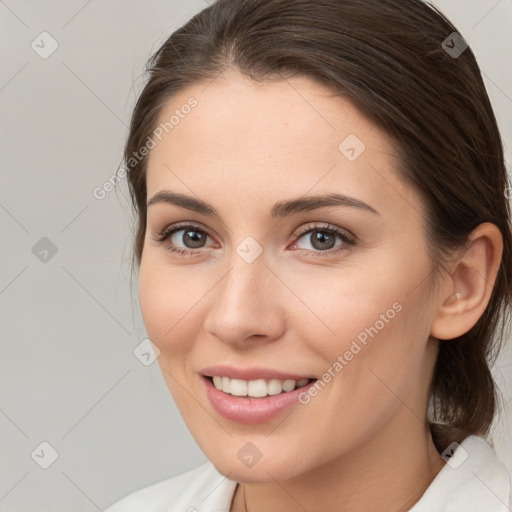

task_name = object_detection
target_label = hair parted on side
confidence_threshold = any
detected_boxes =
[122,0,512,453]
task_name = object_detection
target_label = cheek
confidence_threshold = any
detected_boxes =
[138,253,201,355]
[286,256,424,344]
[286,249,434,390]
[138,258,204,412]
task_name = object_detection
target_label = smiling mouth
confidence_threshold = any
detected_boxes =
[205,375,315,398]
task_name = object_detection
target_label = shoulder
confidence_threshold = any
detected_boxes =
[103,461,237,512]
[411,435,512,511]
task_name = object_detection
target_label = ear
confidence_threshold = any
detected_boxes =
[430,222,503,340]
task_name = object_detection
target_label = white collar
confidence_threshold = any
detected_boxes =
[410,434,511,511]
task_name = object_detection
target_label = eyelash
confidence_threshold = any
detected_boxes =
[152,222,356,258]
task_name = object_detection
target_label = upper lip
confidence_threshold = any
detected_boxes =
[200,365,316,381]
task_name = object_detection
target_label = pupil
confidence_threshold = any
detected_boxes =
[184,230,205,248]
[311,231,334,250]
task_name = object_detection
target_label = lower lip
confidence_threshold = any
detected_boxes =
[203,376,317,424]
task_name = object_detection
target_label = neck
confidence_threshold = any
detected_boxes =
[232,414,445,512]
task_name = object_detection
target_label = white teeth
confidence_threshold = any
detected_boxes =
[212,376,222,389]
[210,375,311,397]
[247,379,267,397]
[282,379,296,392]
[230,378,248,396]
[267,379,283,395]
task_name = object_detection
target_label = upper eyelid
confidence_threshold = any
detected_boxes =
[295,223,354,239]
[160,221,215,239]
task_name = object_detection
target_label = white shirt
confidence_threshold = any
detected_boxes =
[103,435,511,512]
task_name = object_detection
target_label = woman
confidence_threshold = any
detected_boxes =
[104,0,512,510]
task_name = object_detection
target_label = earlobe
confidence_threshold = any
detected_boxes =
[430,223,503,341]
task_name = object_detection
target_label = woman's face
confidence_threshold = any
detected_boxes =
[139,72,444,482]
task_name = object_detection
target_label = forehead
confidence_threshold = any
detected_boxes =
[149,71,380,164]
[145,72,421,224]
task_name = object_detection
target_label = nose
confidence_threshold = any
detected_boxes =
[203,249,287,348]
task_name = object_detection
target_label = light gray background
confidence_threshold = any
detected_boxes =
[1,1,511,510]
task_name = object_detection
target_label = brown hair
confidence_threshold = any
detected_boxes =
[123,0,512,452]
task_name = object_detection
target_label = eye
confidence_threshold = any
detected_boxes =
[153,221,355,257]
[152,223,216,256]
[289,223,355,256]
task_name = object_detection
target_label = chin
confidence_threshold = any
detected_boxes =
[206,446,308,483]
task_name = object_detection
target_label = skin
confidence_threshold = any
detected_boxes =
[138,70,503,511]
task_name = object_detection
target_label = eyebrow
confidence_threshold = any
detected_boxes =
[146,190,380,218]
